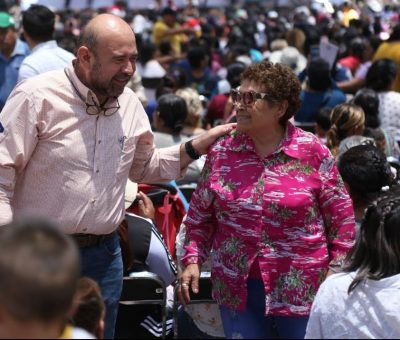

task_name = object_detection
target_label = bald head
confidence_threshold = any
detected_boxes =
[77,14,134,53]
[74,13,138,103]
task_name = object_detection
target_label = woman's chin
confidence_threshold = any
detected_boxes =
[236,121,252,133]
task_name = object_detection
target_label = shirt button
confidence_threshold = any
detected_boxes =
[91,199,96,203]
[96,169,100,173]
[98,140,102,144]
[83,227,87,232]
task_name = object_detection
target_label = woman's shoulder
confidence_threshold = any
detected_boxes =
[210,129,246,150]
[317,272,355,296]
[291,125,331,157]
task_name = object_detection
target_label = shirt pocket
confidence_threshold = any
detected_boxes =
[116,137,136,175]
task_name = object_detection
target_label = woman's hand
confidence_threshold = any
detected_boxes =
[177,263,201,304]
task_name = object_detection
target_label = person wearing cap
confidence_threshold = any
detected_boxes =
[269,46,307,76]
[0,14,233,338]
[0,11,29,111]
[152,7,195,55]
[18,5,74,82]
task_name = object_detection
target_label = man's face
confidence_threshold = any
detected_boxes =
[87,35,137,101]
[0,27,16,52]
[163,14,176,27]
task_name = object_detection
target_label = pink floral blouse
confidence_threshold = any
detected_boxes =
[183,123,355,316]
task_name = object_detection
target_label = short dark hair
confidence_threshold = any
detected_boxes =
[187,46,207,69]
[73,277,105,336]
[366,59,397,92]
[338,144,392,205]
[345,186,400,293]
[156,93,188,134]
[307,58,332,91]
[161,7,177,17]
[0,219,80,322]
[315,107,332,132]
[352,88,380,129]
[22,5,55,42]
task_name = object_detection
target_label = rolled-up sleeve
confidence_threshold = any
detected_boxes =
[317,155,356,266]
[0,89,39,225]
[128,129,185,183]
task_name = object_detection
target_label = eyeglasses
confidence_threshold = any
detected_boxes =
[85,93,120,116]
[230,89,275,106]
[64,69,120,117]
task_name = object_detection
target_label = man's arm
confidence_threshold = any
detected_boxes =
[0,89,39,225]
[129,123,235,184]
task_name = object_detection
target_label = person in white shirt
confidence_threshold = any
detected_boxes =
[306,187,400,339]
[18,4,74,81]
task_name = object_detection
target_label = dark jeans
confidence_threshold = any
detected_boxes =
[220,279,309,339]
[79,232,123,339]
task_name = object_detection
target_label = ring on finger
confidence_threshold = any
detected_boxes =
[181,282,189,288]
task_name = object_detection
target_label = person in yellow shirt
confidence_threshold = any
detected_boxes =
[152,7,195,55]
[373,24,400,92]
[342,1,360,27]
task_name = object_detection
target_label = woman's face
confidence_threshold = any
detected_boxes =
[233,80,284,137]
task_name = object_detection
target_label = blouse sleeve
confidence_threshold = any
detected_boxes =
[182,152,216,267]
[317,151,356,267]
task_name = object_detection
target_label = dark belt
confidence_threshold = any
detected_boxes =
[71,232,115,248]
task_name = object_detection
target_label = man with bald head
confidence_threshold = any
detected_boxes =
[0,14,233,338]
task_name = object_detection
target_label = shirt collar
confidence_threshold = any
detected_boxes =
[31,40,58,53]
[11,39,29,58]
[231,121,302,160]
[64,63,119,110]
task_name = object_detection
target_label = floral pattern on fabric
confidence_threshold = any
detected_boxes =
[183,122,355,316]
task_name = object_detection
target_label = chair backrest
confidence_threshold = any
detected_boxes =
[120,272,166,305]
[176,182,197,202]
[172,272,215,339]
[116,271,168,339]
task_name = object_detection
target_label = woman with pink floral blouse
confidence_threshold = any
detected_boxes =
[178,60,356,339]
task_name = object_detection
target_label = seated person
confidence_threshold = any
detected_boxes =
[295,58,346,124]
[314,107,332,145]
[121,183,177,285]
[337,144,393,232]
[117,186,178,339]
[326,103,365,156]
[352,88,400,159]
[0,219,94,339]
[73,277,105,339]
[306,186,400,339]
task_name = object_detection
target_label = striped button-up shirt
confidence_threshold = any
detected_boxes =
[0,64,182,234]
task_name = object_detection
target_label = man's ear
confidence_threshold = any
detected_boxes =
[76,46,91,67]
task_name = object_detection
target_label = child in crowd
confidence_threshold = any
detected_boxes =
[73,277,105,339]
[306,187,400,339]
[337,144,393,232]
[0,219,94,339]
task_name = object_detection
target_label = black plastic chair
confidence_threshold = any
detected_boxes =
[176,182,197,202]
[116,272,168,339]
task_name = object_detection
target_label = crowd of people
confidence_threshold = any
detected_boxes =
[1,0,400,339]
